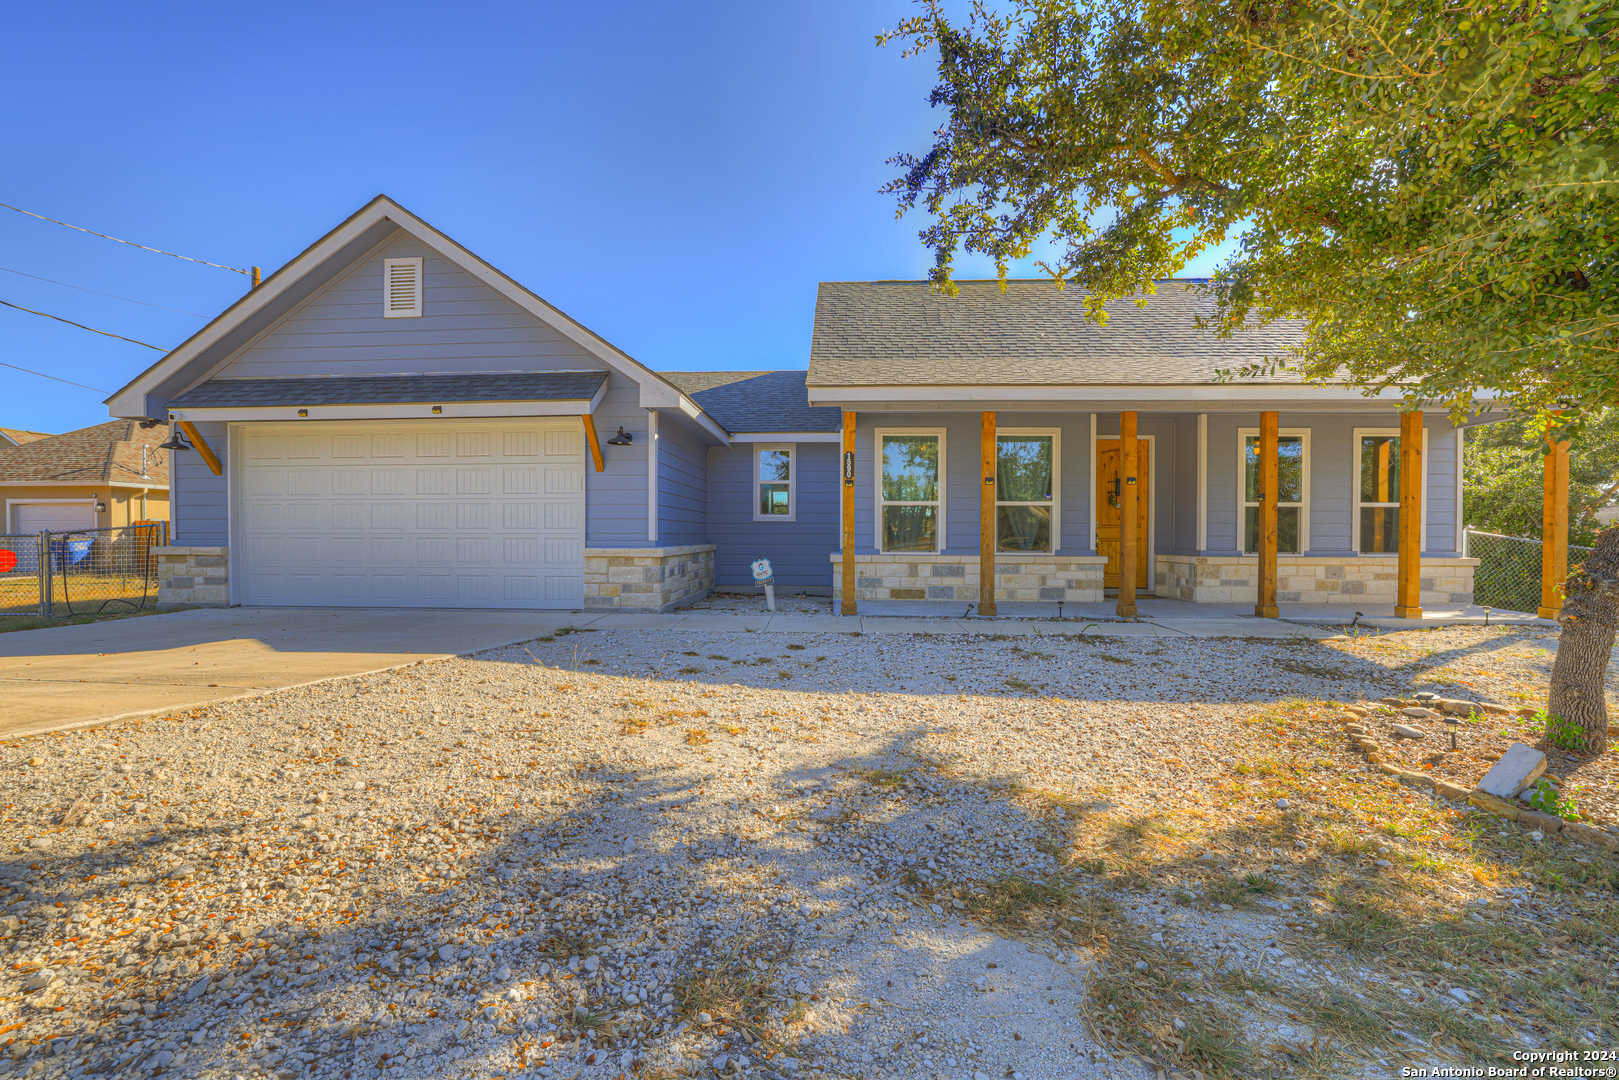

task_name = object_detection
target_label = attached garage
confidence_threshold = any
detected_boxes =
[236,418,585,608]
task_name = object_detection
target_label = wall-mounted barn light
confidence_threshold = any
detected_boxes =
[606,427,633,446]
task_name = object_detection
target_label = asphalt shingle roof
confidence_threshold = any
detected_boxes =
[807,279,1305,387]
[168,372,610,408]
[659,371,841,433]
[0,428,52,447]
[0,420,169,486]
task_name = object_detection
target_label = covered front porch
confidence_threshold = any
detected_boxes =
[827,404,1494,619]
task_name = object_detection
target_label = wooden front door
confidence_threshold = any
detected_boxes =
[1095,439,1150,590]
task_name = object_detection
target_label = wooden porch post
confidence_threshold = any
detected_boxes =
[1255,411,1279,618]
[1538,429,1571,619]
[979,411,998,616]
[1117,411,1139,618]
[841,411,857,616]
[1394,410,1425,619]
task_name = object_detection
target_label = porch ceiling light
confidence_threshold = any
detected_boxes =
[606,427,633,446]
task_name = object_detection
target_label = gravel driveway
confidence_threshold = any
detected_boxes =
[0,621,1600,1080]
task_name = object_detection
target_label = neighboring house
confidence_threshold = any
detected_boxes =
[0,420,170,536]
[105,196,1472,612]
[0,428,52,448]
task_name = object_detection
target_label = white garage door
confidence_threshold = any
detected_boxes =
[238,419,585,609]
[13,502,96,534]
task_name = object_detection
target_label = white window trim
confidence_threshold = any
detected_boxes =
[874,427,946,554]
[752,443,797,522]
[995,428,1061,553]
[1236,428,1311,555]
[5,498,98,533]
[1351,426,1428,556]
[382,256,424,318]
[1092,432,1157,582]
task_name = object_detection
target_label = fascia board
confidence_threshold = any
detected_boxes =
[806,384,1423,411]
[109,195,728,438]
[375,203,723,429]
[168,399,600,424]
[105,198,403,418]
[727,431,843,443]
[648,404,730,447]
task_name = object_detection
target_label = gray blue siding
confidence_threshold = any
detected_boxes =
[708,442,838,590]
[173,420,229,547]
[1171,415,1199,555]
[851,412,1099,557]
[1201,411,1463,556]
[215,232,601,379]
[657,421,708,546]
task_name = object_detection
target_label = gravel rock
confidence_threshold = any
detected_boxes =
[0,621,1545,1080]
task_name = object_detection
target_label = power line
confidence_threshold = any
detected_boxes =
[0,360,108,394]
[0,202,248,275]
[0,266,209,317]
[0,298,165,350]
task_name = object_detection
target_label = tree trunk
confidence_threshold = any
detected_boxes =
[1547,525,1619,755]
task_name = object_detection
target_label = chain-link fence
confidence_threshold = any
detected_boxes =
[0,533,47,615]
[1464,529,1592,614]
[0,522,169,617]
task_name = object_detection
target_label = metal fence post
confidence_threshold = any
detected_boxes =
[37,531,50,618]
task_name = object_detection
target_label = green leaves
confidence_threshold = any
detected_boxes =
[883,0,1619,420]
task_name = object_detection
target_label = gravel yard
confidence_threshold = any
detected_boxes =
[0,621,1613,1080]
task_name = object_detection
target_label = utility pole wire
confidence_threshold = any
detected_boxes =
[0,202,248,274]
[0,298,165,350]
[0,360,109,394]
[0,266,209,317]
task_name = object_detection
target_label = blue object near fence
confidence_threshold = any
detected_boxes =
[50,537,94,570]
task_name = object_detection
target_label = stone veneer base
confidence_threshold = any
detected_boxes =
[153,546,230,608]
[829,553,1107,603]
[585,545,716,613]
[1154,553,1478,606]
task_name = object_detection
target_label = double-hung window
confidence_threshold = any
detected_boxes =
[1239,430,1309,554]
[877,430,943,552]
[753,445,794,521]
[996,431,1058,552]
[1354,431,1405,553]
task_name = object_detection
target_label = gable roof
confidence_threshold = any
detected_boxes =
[0,420,169,486]
[659,371,841,434]
[807,279,1306,387]
[105,195,727,443]
[0,428,52,447]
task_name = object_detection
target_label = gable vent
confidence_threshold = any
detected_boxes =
[382,257,424,318]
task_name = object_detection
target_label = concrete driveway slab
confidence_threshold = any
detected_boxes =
[0,607,562,737]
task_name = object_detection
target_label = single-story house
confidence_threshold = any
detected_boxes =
[106,196,1473,613]
[0,420,170,535]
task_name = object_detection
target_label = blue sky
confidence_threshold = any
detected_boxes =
[1,2,1239,435]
